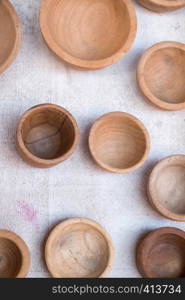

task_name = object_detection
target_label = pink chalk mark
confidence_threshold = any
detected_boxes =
[17,200,39,230]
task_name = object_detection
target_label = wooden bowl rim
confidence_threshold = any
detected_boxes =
[16,103,80,167]
[39,0,137,69]
[137,41,185,111]
[0,229,30,278]
[0,0,21,74]
[89,112,150,174]
[146,0,185,7]
[137,227,185,278]
[45,217,115,278]
[148,154,185,221]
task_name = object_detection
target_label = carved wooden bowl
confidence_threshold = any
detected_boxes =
[40,0,137,69]
[138,0,185,13]
[16,104,80,168]
[89,112,150,173]
[136,227,185,278]
[0,0,21,73]
[137,42,185,111]
[45,218,114,278]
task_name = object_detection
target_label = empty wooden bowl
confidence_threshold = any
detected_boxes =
[89,112,150,173]
[0,0,21,73]
[16,104,80,168]
[137,42,185,111]
[0,230,30,278]
[136,227,185,278]
[40,0,137,69]
[45,218,114,278]
[148,155,185,221]
[138,0,185,12]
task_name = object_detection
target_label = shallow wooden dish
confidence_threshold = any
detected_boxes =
[16,104,80,168]
[148,155,185,221]
[89,112,150,173]
[45,218,114,278]
[136,227,185,278]
[137,42,185,111]
[0,0,21,73]
[40,0,137,69]
[138,0,185,12]
[0,230,30,278]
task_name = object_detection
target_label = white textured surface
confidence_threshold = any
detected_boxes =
[0,0,185,278]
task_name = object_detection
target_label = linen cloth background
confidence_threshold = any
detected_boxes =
[0,0,185,277]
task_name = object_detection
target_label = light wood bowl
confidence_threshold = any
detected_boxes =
[16,104,80,168]
[137,42,185,111]
[148,155,185,222]
[0,0,21,74]
[0,230,30,278]
[40,0,137,69]
[138,0,185,13]
[89,112,150,173]
[136,227,185,278]
[45,218,114,278]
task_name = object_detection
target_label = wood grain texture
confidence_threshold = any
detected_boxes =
[40,0,137,69]
[0,0,21,73]
[89,112,150,173]
[136,227,185,278]
[138,0,185,12]
[45,218,114,278]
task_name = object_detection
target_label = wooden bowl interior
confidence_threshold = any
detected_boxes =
[46,222,110,278]
[144,47,185,104]
[43,0,131,60]
[0,238,22,278]
[21,108,75,160]
[0,1,17,68]
[144,233,185,278]
[90,114,147,170]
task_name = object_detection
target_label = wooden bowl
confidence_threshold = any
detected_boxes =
[0,0,21,73]
[45,218,114,278]
[0,230,30,278]
[39,0,137,69]
[148,155,185,221]
[89,112,150,173]
[136,227,185,278]
[137,42,185,111]
[16,104,80,168]
[137,0,185,12]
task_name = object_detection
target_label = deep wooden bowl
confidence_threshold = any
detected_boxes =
[40,0,137,69]
[138,0,185,13]
[0,230,30,278]
[136,227,185,278]
[137,42,185,111]
[89,112,150,173]
[45,218,114,278]
[16,104,80,168]
[0,0,21,73]
[148,155,185,221]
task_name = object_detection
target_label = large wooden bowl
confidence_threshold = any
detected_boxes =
[138,0,185,13]
[45,218,114,278]
[89,112,150,173]
[40,0,137,69]
[0,230,30,278]
[148,155,185,221]
[137,42,185,111]
[0,0,21,73]
[136,227,185,278]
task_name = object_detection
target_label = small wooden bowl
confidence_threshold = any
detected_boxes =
[148,155,185,221]
[45,218,114,278]
[0,0,21,73]
[138,0,185,13]
[16,104,80,168]
[40,0,137,69]
[89,112,150,173]
[136,227,185,278]
[137,42,185,111]
[0,230,30,278]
